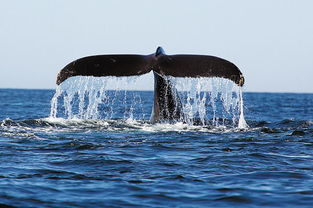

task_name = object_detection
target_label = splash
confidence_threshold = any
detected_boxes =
[50,76,247,128]
[238,88,248,128]
[172,77,248,128]
[50,76,147,121]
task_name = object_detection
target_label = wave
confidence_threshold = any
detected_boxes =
[0,117,248,134]
[1,117,312,140]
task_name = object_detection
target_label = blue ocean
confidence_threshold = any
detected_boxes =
[1,81,313,207]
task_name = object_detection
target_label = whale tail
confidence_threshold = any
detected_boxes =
[57,46,244,86]
[56,54,153,85]
[56,47,244,122]
[151,71,183,123]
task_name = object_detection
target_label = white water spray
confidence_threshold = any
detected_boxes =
[50,76,247,128]
[238,88,248,128]
[50,76,144,120]
[172,77,247,128]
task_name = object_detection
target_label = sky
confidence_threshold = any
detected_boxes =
[0,0,312,93]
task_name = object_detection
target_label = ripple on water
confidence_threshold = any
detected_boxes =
[1,119,313,206]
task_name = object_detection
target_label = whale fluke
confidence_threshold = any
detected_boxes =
[154,54,244,86]
[57,47,244,86]
[56,55,154,85]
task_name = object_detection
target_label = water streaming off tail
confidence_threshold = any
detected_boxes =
[171,77,247,127]
[50,76,247,128]
[50,76,149,121]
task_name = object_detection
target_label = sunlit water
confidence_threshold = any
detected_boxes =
[0,85,313,208]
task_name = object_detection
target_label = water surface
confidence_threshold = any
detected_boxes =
[0,89,313,208]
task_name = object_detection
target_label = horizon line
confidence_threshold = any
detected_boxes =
[0,87,312,94]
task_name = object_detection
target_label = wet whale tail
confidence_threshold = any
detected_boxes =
[56,47,244,123]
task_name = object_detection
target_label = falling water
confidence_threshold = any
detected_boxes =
[50,76,146,121]
[50,76,247,128]
[171,77,247,128]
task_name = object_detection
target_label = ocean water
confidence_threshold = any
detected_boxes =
[0,86,313,208]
